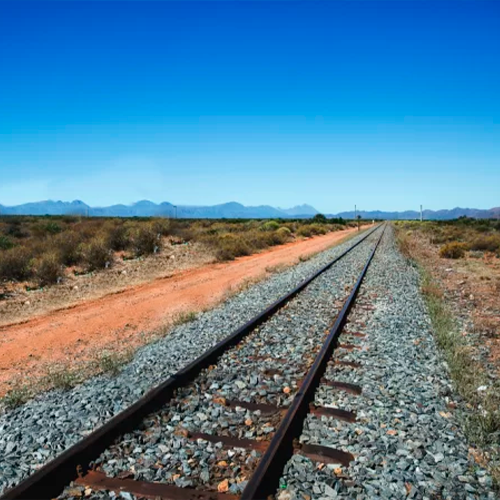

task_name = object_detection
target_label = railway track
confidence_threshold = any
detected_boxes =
[1,224,385,500]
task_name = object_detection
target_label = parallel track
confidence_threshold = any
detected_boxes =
[1,224,383,500]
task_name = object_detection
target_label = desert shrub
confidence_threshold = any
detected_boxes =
[215,234,251,261]
[167,220,195,242]
[312,213,328,223]
[5,222,29,238]
[0,247,33,280]
[133,225,160,256]
[297,223,327,237]
[265,230,289,245]
[105,223,130,251]
[31,221,61,238]
[0,235,14,250]
[277,227,291,239]
[297,226,313,238]
[329,217,346,225]
[152,219,170,236]
[468,235,500,253]
[61,215,79,224]
[35,252,62,286]
[260,221,280,232]
[44,221,63,235]
[83,237,112,270]
[308,223,328,235]
[244,230,276,249]
[439,241,466,259]
[54,231,83,265]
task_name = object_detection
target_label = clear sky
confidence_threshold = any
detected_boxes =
[1,1,499,213]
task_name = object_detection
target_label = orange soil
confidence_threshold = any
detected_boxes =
[0,227,361,396]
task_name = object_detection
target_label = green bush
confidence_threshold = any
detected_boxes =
[308,223,328,235]
[260,221,280,232]
[439,242,466,259]
[468,235,500,253]
[215,234,251,261]
[35,252,63,286]
[265,230,289,245]
[0,247,33,280]
[276,227,292,240]
[84,237,112,270]
[152,219,170,236]
[133,225,160,256]
[297,226,313,238]
[105,223,130,251]
[44,221,62,235]
[54,231,82,265]
[312,214,327,223]
[0,235,14,250]
[5,222,29,238]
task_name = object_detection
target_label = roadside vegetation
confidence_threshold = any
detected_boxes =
[395,219,500,486]
[400,217,500,259]
[0,214,363,289]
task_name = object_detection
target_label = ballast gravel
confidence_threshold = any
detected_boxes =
[0,228,375,495]
[278,227,496,500]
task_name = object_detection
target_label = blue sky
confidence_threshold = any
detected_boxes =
[1,1,499,213]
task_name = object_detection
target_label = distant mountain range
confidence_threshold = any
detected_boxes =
[0,200,499,220]
[332,207,500,220]
[0,200,319,219]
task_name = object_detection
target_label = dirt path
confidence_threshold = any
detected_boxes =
[0,227,360,396]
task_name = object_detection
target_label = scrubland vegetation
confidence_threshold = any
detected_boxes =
[397,217,500,259]
[0,214,359,288]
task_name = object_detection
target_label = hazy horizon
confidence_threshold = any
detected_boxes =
[1,198,498,215]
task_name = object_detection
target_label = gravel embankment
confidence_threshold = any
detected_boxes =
[0,228,376,495]
[278,227,496,500]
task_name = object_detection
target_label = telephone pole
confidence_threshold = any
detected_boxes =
[420,205,423,222]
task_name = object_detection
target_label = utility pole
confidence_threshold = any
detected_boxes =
[354,204,357,221]
[420,205,423,222]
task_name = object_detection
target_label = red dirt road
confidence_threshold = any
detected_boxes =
[0,228,360,396]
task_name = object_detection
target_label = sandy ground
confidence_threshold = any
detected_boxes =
[0,227,360,396]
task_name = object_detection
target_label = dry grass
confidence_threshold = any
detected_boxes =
[265,263,290,274]
[172,310,198,326]
[1,348,135,410]
[472,315,499,339]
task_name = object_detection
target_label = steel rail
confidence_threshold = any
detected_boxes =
[1,224,381,500]
[240,224,386,500]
